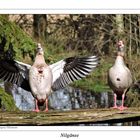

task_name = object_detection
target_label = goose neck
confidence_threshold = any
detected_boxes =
[34,54,46,65]
[115,55,124,65]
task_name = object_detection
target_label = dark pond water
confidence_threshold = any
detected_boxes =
[0,82,140,126]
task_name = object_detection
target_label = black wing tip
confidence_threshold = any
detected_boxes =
[0,60,21,86]
[88,55,100,60]
[83,55,100,66]
[89,55,100,64]
[0,60,19,72]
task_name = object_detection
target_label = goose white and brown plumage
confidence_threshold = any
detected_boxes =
[0,43,99,112]
[108,41,133,111]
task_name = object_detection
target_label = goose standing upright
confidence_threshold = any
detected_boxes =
[108,41,133,111]
[0,43,99,112]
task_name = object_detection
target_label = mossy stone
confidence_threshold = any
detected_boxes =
[0,87,18,111]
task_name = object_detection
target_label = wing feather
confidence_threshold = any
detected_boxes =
[50,56,99,91]
[0,60,31,91]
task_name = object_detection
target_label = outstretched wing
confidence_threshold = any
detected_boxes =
[0,60,31,91]
[49,56,99,91]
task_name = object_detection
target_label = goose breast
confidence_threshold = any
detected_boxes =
[29,65,53,100]
[108,64,132,90]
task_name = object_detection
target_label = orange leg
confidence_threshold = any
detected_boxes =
[44,98,48,112]
[111,93,118,109]
[118,93,127,111]
[33,99,40,112]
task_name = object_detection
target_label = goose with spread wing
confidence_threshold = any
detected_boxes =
[0,43,99,112]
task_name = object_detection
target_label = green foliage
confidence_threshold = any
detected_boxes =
[125,91,140,107]
[0,15,36,111]
[0,88,18,111]
[44,36,80,64]
[0,15,35,61]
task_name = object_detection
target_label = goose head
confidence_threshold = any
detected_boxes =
[36,43,44,55]
[117,40,125,57]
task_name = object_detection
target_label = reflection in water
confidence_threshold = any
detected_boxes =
[72,121,140,126]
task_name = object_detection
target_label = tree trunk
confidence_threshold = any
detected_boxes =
[115,14,124,39]
[33,15,47,42]
[137,15,140,55]
[129,15,132,59]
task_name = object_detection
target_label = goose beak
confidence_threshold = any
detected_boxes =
[36,43,44,55]
[37,43,42,50]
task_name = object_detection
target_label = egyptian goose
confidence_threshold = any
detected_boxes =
[0,43,99,112]
[108,41,133,111]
